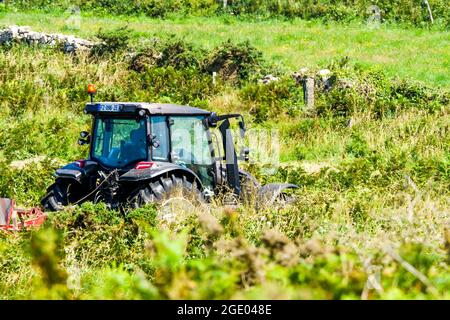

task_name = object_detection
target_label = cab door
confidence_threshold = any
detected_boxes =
[169,116,215,189]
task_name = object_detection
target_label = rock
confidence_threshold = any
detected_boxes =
[316,69,335,91]
[17,26,31,34]
[292,67,311,85]
[259,74,279,84]
[9,25,19,38]
[299,67,309,74]
[63,44,75,53]
[317,68,331,79]
[337,78,354,89]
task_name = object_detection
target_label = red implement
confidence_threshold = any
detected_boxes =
[0,198,46,232]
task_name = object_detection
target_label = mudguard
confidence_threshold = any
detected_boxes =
[54,160,98,182]
[119,162,203,187]
[258,183,298,206]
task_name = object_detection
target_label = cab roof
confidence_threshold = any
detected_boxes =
[85,102,211,116]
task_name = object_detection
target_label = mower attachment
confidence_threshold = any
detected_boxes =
[0,198,46,232]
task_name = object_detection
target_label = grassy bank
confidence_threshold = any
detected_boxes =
[0,12,449,87]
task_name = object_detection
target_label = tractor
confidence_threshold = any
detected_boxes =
[40,85,297,213]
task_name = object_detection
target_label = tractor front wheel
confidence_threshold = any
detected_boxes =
[41,181,70,212]
[41,180,85,212]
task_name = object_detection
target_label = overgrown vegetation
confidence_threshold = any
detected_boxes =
[4,0,449,28]
[130,37,270,84]
[0,13,448,299]
[1,188,448,299]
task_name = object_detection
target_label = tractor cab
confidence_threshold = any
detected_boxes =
[81,101,232,190]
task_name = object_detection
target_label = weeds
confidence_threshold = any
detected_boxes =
[1,183,448,299]
[0,25,448,299]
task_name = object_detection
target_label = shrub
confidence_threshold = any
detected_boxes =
[203,40,268,84]
[130,37,205,72]
[131,38,271,86]
[314,61,450,119]
[345,131,369,158]
[0,159,59,206]
[240,76,303,122]
[139,66,218,105]
[90,26,131,57]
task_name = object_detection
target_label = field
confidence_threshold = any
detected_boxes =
[1,11,449,87]
[0,7,449,300]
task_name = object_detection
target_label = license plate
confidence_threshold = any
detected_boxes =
[98,104,121,112]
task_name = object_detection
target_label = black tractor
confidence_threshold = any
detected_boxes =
[41,86,297,212]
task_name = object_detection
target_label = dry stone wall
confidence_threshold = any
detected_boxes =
[0,25,95,53]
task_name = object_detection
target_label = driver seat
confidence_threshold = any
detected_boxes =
[121,129,147,163]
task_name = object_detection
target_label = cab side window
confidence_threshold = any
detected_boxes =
[170,116,213,166]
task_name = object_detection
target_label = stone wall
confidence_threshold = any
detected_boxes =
[0,25,94,53]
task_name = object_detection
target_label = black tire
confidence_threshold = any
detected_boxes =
[41,180,85,212]
[41,182,69,212]
[128,174,203,209]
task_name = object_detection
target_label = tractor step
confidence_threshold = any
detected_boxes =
[0,198,46,232]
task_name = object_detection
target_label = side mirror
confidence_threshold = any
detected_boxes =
[241,147,250,162]
[207,113,219,128]
[79,131,90,146]
[80,131,90,139]
[150,134,160,148]
[78,138,89,146]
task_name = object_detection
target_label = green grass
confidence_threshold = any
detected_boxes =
[0,11,449,87]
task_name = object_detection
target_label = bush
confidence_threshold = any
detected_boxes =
[1,197,448,299]
[345,131,369,158]
[240,76,302,122]
[139,66,218,105]
[90,26,131,57]
[130,37,205,72]
[203,40,268,84]
[0,159,58,206]
[314,61,450,119]
[132,38,270,85]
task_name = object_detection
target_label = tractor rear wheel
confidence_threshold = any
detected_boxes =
[128,174,204,229]
[128,174,204,208]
